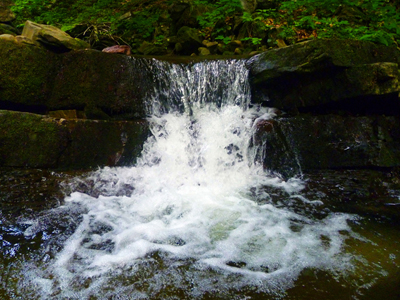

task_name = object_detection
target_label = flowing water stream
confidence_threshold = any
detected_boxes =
[1,59,400,299]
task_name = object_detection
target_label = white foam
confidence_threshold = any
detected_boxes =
[22,60,357,299]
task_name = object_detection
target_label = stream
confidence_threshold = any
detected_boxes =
[1,59,400,299]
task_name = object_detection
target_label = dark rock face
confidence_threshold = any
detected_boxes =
[0,23,19,35]
[255,114,400,178]
[0,40,155,119]
[50,50,153,120]
[1,38,400,174]
[0,111,149,169]
[247,39,400,113]
[0,39,58,111]
[246,39,400,177]
[176,26,203,55]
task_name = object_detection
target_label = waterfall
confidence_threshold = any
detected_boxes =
[20,59,358,299]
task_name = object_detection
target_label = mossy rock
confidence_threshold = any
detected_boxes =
[247,39,400,111]
[0,39,58,110]
[0,110,69,168]
[0,110,150,169]
[50,50,154,119]
[176,26,203,55]
[22,20,90,52]
[0,23,18,35]
[248,39,400,82]
[0,0,15,22]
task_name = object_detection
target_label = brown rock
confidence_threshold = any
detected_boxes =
[22,20,90,52]
[102,45,132,56]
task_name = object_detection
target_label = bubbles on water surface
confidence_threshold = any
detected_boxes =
[14,59,389,299]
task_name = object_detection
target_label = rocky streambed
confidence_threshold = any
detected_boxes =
[1,167,400,299]
[1,31,400,298]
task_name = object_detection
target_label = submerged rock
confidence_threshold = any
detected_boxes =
[0,110,149,169]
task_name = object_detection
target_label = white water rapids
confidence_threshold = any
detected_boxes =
[22,59,359,299]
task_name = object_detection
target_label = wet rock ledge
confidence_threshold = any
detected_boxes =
[0,110,149,169]
[248,39,400,178]
[1,28,400,173]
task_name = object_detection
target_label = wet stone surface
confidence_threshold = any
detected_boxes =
[302,169,400,223]
[1,167,400,299]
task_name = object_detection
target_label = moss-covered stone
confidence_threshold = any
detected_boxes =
[0,110,149,169]
[22,20,90,52]
[247,39,400,112]
[50,50,153,119]
[176,26,203,55]
[0,39,58,110]
[0,110,69,167]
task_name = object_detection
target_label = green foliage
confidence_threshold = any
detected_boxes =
[195,0,243,38]
[241,37,262,45]
[154,34,165,45]
[9,0,400,51]
[215,35,232,44]
[277,0,400,46]
[117,10,159,39]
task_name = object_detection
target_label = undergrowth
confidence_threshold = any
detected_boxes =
[10,0,400,50]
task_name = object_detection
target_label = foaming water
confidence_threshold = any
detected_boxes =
[21,59,362,299]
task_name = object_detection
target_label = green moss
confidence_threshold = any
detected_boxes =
[0,110,149,169]
[0,111,68,167]
[0,40,58,107]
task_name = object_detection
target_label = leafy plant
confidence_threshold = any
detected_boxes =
[196,0,243,39]
[215,35,232,44]
[241,37,262,45]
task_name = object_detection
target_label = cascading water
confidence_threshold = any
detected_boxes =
[15,59,390,299]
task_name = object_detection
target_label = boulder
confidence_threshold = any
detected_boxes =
[168,0,209,34]
[50,49,154,119]
[202,40,218,53]
[22,20,90,52]
[240,0,257,12]
[198,47,210,56]
[254,114,400,178]
[102,45,131,55]
[0,33,14,41]
[176,26,203,55]
[247,39,400,113]
[0,39,158,120]
[0,38,58,111]
[0,110,149,169]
